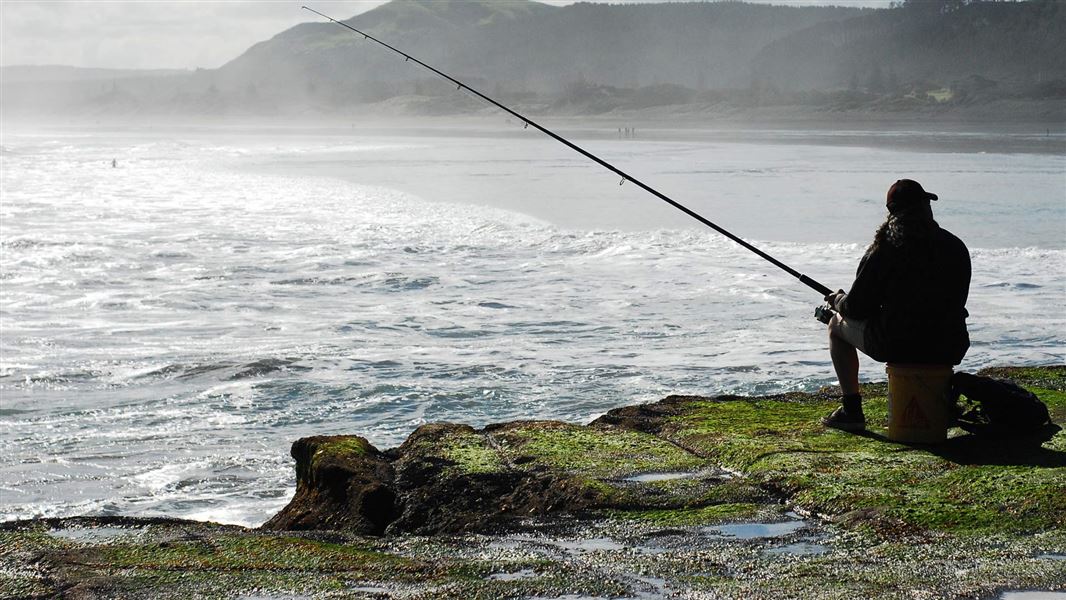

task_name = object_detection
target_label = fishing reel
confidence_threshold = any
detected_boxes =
[815,303,836,324]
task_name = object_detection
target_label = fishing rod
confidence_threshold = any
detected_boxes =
[302,6,834,299]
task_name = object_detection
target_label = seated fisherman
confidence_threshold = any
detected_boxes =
[822,179,971,431]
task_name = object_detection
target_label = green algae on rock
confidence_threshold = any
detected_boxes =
[597,367,1066,537]
[6,366,1061,599]
[488,420,705,478]
[262,435,397,535]
[266,419,736,535]
[609,501,764,527]
[262,366,1064,540]
[6,512,1065,599]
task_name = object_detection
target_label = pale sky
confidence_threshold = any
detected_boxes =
[0,0,892,71]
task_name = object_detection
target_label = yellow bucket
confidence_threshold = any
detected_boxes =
[885,363,954,444]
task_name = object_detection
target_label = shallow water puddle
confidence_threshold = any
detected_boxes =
[554,537,627,553]
[622,471,697,483]
[998,592,1066,600]
[485,533,676,562]
[1036,553,1066,561]
[348,585,391,594]
[489,535,626,555]
[487,568,537,581]
[764,541,829,556]
[702,512,808,540]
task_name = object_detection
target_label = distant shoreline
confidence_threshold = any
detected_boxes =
[5,108,1064,156]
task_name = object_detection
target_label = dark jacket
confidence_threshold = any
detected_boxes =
[836,227,971,365]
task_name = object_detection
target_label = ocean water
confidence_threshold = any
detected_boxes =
[1,126,1063,526]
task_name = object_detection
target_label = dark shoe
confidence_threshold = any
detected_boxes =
[822,406,866,432]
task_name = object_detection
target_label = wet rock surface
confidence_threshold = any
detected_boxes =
[267,418,721,535]
[3,366,1064,598]
[4,510,1065,599]
[261,435,397,535]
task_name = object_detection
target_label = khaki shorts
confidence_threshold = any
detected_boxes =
[831,314,869,355]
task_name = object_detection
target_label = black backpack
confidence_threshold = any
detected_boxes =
[951,372,1052,436]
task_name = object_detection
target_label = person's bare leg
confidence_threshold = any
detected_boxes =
[829,316,861,396]
[823,314,865,429]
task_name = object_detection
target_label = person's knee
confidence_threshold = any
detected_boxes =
[828,312,845,338]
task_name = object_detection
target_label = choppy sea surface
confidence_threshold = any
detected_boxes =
[2,126,1064,526]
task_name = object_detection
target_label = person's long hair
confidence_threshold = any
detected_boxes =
[867,202,939,259]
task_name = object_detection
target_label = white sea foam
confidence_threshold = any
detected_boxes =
[1,128,1062,525]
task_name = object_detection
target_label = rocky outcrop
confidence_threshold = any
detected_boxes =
[265,366,1066,538]
[261,435,396,535]
[382,423,608,534]
[592,394,710,435]
[264,419,719,535]
[261,424,600,536]
[5,366,1062,599]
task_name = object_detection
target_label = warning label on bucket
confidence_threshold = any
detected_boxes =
[900,395,931,429]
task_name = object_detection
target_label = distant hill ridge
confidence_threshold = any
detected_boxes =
[222,0,864,94]
[4,0,1064,118]
[753,0,1065,91]
[218,0,1064,104]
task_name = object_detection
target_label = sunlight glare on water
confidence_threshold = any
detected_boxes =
[1,129,1063,525]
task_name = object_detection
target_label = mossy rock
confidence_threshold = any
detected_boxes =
[978,365,1066,392]
[599,366,1066,537]
[262,435,397,534]
[264,366,1064,537]
[5,366,1066,599]
[383,420,725,534]
[487,420,706,478]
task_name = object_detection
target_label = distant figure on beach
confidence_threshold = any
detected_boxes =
[112,159,117,168]
[821,179,971,431]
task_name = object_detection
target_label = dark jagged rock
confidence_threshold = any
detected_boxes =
[383,423,606,534]
[265,422,625,536]
[4,366,1063,599]
[265,366,1065,540]
[261,435,396,535]
[590,394,702,435]
[266,419,712,535]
